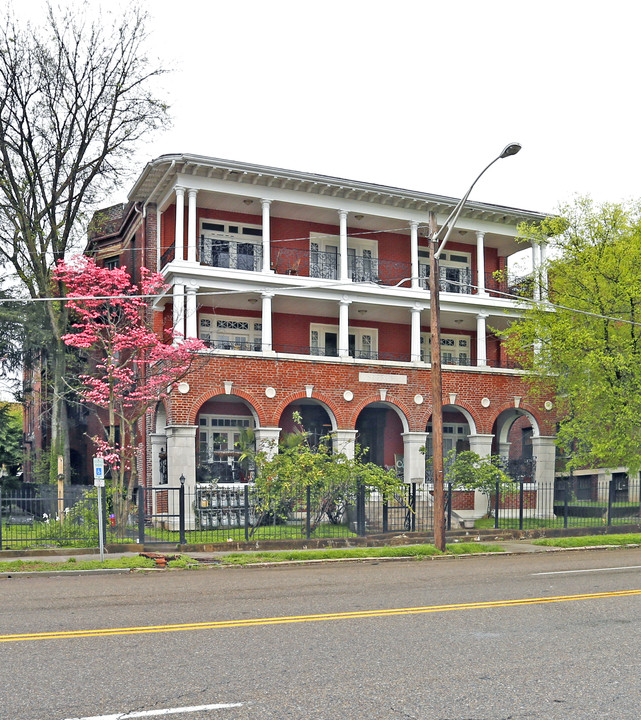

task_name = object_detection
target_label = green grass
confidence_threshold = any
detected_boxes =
[0,555,158,572]
[216,542,504,566]
[0,543,504,572]
[144,522,357,542]
[532,533,641,548]
[474,516,637,530]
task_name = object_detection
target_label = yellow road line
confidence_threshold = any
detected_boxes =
[3,588,641,643]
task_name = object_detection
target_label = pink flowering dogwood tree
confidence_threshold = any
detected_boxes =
[55,256,205,523]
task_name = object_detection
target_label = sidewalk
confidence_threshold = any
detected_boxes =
[0,537,551,566]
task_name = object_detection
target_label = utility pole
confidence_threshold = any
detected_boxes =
[429,143,522,552]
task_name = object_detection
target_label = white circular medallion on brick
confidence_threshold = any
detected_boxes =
[343,390,354,401]
[265,386,276,398]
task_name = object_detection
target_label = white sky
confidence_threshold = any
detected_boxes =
[2,0,638,402]
[134,0,640,217]
[15,0,641,216]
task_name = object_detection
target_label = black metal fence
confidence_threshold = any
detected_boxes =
[492,474,641,530]
[2,474,640,549]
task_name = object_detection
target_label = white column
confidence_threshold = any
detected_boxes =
[175,187,185,262]
[467,433,495,516]
[254,427,282,460]
[338,297,351,357]
[476,231,487,295]
[156,207,162,271]
[172,283,185,341]
[165,425,198,529]
[410,221,419,289]
[467,434,494,458]
[402,432,428,484]
[476,312,488,366]
[532,435,557,517]
[261,199,272,273]
[185,285,198,339]
[187,188,198,263]
[411,304,423,362]
[261,291,273,352]
[498,441,512,460]
[338,210,349,281]
[597,470,612,504]
[333,430,358,459]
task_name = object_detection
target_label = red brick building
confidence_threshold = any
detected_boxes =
[88,155,557,518]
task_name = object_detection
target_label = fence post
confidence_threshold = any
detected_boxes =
[138,486,146,544]
[519,479,524,530]
[563,481,569,529]
[306,485,311,540]
[0,489,3,549]
[411,483,416,532]
[357,482,366,536]
[494,480,500,529]
[179,477,186,545]
[244,485,250,542]
[447,483,452,531]
[607,476,614,527]
[101,486,107,547]
[382,491,388,534]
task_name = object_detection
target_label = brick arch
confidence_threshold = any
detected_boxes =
[347,396,411,433]
[425,401,481,435]
[272,392,340,431]
[490,402,543,442]
[187,388,265,426]
[152,400,169,433]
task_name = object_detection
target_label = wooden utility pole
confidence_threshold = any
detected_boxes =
[428,211,446,552]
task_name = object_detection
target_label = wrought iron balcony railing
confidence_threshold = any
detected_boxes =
[199,235,263,272]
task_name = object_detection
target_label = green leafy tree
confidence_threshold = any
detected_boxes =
[249,414,406,536]
[504,197,641,471]
[0,402,23,489]
[442,450,513,516]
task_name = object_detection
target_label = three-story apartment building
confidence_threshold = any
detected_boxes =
[87,154,557,512]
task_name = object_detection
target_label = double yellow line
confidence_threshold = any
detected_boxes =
[3,588,641,643]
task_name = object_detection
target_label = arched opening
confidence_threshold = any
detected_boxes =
[492,408,540,481]
[196,395,258,483]
[278,400,335,449]
[355,402,407,470]
[425,405,473,460]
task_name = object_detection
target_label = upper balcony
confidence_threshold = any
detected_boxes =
[161,238,522,296]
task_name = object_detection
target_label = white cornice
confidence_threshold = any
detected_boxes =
[129,153,548,228]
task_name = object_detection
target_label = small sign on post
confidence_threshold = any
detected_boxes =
[93,457,105,487]
[93,457,105,562]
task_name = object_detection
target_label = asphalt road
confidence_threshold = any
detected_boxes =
[2,548,641,720]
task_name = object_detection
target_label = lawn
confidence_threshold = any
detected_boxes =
[532,533,641,548]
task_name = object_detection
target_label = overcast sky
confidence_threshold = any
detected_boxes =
[15,0,640,216]
[3,1,638,401]
[135,0,639,217]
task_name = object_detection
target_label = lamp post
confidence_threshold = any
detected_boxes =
[430,143,522,552]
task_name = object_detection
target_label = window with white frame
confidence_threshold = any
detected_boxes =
[418,248,472,293]
[310,324,378,359]
[424,423,469,457]
[309,233,378,282]
[198,415,254,465]
[421,332,470,365]
[199,315,263,351]
[199,219,263,271]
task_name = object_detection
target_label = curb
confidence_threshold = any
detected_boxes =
[1,568,132,579]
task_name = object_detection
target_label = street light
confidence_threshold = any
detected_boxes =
[430,143,522,552]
